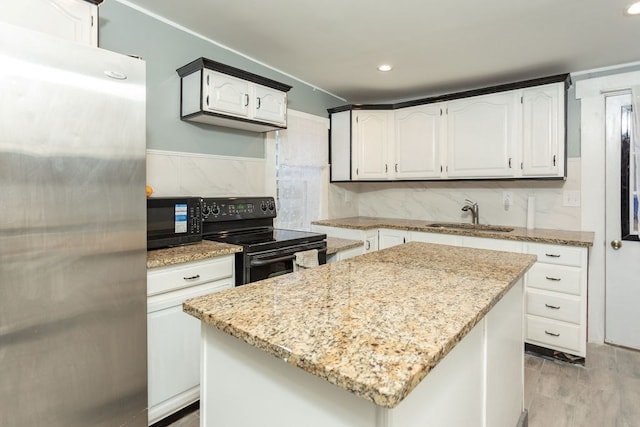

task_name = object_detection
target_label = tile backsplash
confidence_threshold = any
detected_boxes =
[146,149,267,197]
[329,158,582,231]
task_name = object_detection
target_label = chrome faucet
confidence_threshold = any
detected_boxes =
[461,199,479,225]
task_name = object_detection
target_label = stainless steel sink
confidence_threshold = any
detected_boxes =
[425,222,514,232]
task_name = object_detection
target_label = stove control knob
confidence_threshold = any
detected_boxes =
[260,201,267,212]
[211,205,220,216]
[267,200,275,211]
[201,204,212,218]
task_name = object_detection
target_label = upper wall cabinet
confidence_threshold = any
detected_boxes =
[177,58,292,133]
[395,104,444,179]
[520,83,565,177]
[0,0,99,46]
[446,91,518,179]
[328,74,569,182]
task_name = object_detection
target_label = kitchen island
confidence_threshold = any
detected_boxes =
[184,242,536,427]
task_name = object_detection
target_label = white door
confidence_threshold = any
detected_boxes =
[394,104,444,179]
[254,85,287,125]
[0,0,97,46]
[521,83,564,177]
[605,93,640,350]
[352,110,391,180]
[204,70,250,117]
[446,92,516,178]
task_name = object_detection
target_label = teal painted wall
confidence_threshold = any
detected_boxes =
[98,1,343,158]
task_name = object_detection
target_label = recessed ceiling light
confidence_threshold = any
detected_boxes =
[377,64,392,72]
[625,1,640,15]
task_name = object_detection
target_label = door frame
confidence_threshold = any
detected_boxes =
[576,69,640,344]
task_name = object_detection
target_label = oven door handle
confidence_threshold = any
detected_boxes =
[250,254,296,267]
[249,247,327,267]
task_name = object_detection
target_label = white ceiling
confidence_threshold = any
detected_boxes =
[124,0,640,103]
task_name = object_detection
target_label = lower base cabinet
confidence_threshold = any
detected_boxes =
[147,256,235,425]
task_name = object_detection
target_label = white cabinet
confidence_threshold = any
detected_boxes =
[328,75,568,182]
[352,110,394,180]
[409,230,463,247]
[446,91,518,179]
[177,58,291,133]
[411,230,588,357]
[253,84,287,124]
[329,110,352,181]
[378,229,408,249]
[203,70,250,118]
[520,83,565,177]
[0,0,97,46]
[147,256,235,425]
[524,243,587,357]
[461,235,523,253]
[394,104,445,179]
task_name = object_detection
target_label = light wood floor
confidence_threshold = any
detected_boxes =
[526,342,640,427]
[168,343,640,427]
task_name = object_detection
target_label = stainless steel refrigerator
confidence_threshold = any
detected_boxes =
[0,23,147,426]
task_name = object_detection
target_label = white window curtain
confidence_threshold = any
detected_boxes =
[273,111,329,231]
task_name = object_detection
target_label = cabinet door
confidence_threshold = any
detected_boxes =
[253,85,287,125]
[204,70,250,117]
[446,92,517,178]
[394,104,444,179]
[521,83,564,177]
[147,279,233,424]
[353,111,392,180]
[0,0,97,46]
[363,230,379,252]
[378,229,408,249]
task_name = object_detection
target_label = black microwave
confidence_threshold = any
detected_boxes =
[147,197,202,250]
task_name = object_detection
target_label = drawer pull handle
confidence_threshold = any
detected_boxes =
[545,276,561,281]
[544,330,560,337]
[545,253,561,258]
[545,304,561,309]
[183,274,201,281]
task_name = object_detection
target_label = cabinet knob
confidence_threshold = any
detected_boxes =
[611,240,622,250]
[256,97,262,109]
[244,93,249,107]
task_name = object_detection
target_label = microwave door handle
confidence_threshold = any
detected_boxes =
[250,254,296,267]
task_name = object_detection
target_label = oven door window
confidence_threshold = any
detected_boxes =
[249,253,295,282]
[246,242,327,284]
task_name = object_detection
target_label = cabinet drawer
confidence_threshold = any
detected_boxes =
[526,243,585,267]
[526,263,582,295]
[526,290,580,324]
[526,315,581,354]
[148,256,234,296]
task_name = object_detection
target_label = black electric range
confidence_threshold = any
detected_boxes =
[201,197,327,285]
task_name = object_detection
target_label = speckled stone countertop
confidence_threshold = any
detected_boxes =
[312,216,594,247]
[326,237,364,255]
[183,242,536,408]
[147,240,242,269]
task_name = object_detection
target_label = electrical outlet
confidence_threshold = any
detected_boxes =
[503,191,513,208]
[563,190,581,207]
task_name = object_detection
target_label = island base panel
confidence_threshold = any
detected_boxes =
[199,280,524,427]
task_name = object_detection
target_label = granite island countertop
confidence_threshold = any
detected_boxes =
[183,242,536,408]
[312,216,594,247]
[147,240,243,269]
[326,236,364,255]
